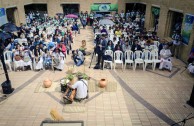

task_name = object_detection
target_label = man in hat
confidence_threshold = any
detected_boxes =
[64,74,88,102]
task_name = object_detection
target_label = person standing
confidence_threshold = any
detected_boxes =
[89,12,94,26]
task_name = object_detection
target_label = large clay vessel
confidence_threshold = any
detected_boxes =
[99,79,107,88]
[43,79,52,88]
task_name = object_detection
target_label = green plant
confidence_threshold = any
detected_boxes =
[66,74,74,81]
[76,72,90,80]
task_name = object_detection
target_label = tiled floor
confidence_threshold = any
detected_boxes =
[0,27,194,126]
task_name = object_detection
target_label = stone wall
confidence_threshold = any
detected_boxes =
[141,0,194,62]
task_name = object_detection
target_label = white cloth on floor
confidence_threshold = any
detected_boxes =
[13,51,24,68]
[188,63,194,74]
[159,49,172,71]
[34,57,43,70]
[52,52,65,70]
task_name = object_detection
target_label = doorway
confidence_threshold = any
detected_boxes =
[125,3,146,14]
[165,10,183,37]
[6,7,17,24]
[150,7,160,32]
[24,4,47,16]
[62,4,80,15]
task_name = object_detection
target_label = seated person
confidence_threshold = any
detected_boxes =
[72,50,84,66]
[101,26,108,35]
[63,75,88,102]
[32,45,44,70]
[56,41,66,57]
[43,49,52,69]
[131,40,142,52]
[13,44,25,70]
[52,48,65,71]
[23,47,33,70]
[159,44,172,71]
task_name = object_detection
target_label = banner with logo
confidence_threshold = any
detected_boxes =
[0,8,8,27]
[152,7,160,16]
[91,4,118,12]
[182,14,194,45]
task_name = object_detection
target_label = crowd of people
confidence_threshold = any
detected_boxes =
[2,10,186,73]
[3,12,84,71]
[89,10,175,71]
[1,9,194,104]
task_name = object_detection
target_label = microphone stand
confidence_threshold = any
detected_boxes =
[171,113,194,126]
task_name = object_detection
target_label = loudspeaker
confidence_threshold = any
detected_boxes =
[1,81,14,94]
[187,85,194,107]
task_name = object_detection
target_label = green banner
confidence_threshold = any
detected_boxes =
[182,14,194,45]
[152,7,160,16]
[91,4,118,11]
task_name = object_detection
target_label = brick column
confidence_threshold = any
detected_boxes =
[144,3,151,30]
[47,0,63,17]
[17,3,26,25]
[118,0,125,13]
[157,6,168,38]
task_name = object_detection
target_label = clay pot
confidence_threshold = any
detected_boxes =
[99,79,107,88]
[43,79,52,88]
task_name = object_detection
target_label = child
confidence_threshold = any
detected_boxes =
[43,49,52,69]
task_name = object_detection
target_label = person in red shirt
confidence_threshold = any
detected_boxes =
[57,41,67,57]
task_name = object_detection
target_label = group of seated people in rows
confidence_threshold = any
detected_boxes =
[93,33,172,71]
[2,16,83,71]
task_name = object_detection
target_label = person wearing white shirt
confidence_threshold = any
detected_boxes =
[159,45,172,71]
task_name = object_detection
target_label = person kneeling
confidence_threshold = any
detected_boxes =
[72,50,84,66]
[63,75,88,103]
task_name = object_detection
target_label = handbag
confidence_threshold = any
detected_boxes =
[14,55,21,61]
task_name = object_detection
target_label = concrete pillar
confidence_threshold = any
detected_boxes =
[13,8,20,26]
[118,0,125,13]
[47,0,63,17]
[157,6,168,38]
[164,11,173,37]
[17,3,26,25]
[80,0,91,13]
[144,3,151,30]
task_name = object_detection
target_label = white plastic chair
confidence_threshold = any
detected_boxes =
[143,50,153,71]
[103,50,113,70]
[23,50,33,70]
[3,51,12,71]
[114,51,123,70]
[153,41,160,47]
[151,50,161,71]
[13,53,24,71]
[134,51,144,70]
[32,50,44,70]
[124,50,134,70]
[150,45,158,52]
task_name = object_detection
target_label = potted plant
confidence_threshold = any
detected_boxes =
[66,74,74,84]
[43,79,52,88]
[76,72,90,80]
[60,78,69,92]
